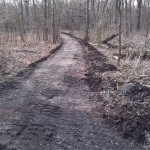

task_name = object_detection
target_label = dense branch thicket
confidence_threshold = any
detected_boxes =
[61,0,149,39]
[0,0,64,44]
[0,0,149,44]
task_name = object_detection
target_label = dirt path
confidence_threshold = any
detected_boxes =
[0,34,143,150]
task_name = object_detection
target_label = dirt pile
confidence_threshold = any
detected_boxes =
[120,82,150,100]
[103,92,150,143]
[83,42,117,91]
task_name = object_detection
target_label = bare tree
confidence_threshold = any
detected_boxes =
[85,0,90,41]
[125,0,129,36]
[1,0,150,47]
[52,0,56,43]
[32,0,40,41]
[145,0,150,47]
[137,0,142,31]
[24,0,29,27]
[118,0,122,65]
[43,0,48,41]
[20,0,25,42]
[115,0,119,25]
[129,0,133,35]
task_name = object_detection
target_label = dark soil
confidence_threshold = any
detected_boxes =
[41,88,66,99]
[0,79,21,91]
[82,39,150,144]
[0,34,143,150]
[0,39,63,92]
[82,42,117,92]
[63,75,84,87]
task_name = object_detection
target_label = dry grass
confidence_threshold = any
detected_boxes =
[87,30,150,87]
[70,30,150,87]
[0,35,59,82]
[93,33,150,145]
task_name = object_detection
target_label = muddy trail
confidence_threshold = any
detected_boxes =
[0,34,143,150]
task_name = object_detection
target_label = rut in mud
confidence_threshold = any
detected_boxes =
[0,34,143,150]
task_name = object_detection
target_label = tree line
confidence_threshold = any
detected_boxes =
[0,0,149,46]
[0,0,63,44]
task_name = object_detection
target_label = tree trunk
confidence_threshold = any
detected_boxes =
[85,0,90,41]
[32,0,40,41]
[125,0,129,36]
[145,0,150,47]
[52,0,56,43]
[115,0,119,25]
[20,0,25,42]
[43,0,48,41]
[118,0,122,66]
[129,0,133,35]
[24,0,29,27]
[137,0,142,31]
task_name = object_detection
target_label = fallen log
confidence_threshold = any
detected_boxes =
[102,33,119,44]
[103,42,133,50]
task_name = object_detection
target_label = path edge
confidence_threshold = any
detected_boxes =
[0,38,63,91]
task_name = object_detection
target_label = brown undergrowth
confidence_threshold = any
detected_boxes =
[0,38,60,83]
[80,37,150,146]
